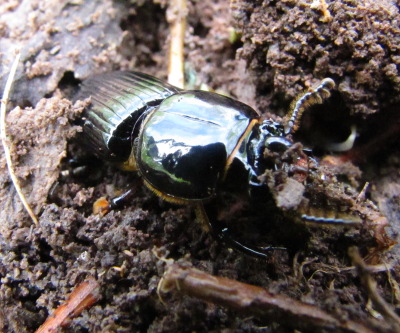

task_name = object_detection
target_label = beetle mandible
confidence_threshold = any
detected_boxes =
[79,71,337,257]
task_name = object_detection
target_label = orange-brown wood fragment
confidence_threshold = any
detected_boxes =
[35,276,101,333]
[93,196,110,216]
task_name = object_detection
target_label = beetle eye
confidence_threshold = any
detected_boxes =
[265,137,292,152]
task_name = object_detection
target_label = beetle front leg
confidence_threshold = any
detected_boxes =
[195,203,285,259]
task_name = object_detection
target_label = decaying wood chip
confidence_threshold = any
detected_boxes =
[35,276,101,333]
[159,262,381,333]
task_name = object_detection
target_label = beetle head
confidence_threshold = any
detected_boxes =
[247,119,293,181]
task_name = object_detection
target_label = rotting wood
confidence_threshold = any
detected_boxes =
[35,276,101,333]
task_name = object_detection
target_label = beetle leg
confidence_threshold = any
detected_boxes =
[93,179,142,215]
[212,219,286,258]
[109,188,138,210]
[60,156,104,184]
[195,203,285,258]
[284,78,335,135]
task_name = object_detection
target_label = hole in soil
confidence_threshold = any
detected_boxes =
[192,21,210,38]
[19,100,34,108]
[350,101,400,169]
[293,91,355,152]
[58,71,82,98]
[37,238,54,263]
[59,70,81,87]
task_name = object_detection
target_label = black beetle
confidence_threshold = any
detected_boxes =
[78,71,338,257]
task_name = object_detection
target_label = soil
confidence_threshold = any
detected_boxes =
[0,1,399,332]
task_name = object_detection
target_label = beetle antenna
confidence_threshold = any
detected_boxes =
[284,78,335,135]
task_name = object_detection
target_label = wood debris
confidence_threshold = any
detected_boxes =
[159,262,380,333]
[35,276,101,333]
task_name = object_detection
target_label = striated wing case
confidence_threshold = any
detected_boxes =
[78,71,180,161]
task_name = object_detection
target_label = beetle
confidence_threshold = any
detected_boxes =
[78,71,345,258]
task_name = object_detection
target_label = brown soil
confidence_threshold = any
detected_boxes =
[0,1,399,332]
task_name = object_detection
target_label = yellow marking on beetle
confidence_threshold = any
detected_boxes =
[194,202,211,232]
[144,181,211,232]
[142,178,191,205]
[119,150,138,171]
[223,118,259,180]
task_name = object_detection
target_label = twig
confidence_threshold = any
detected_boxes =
[159,262,377,333]
[357,182,370,202]
[349,247,400,332]
[35,276,101,333]
[0,51,38,225]
[167,0,187,88]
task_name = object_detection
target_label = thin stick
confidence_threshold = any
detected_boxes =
[167,0,187,88]
[35,276,101,333]
[159,262,377,333]
[0,51,38,225]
